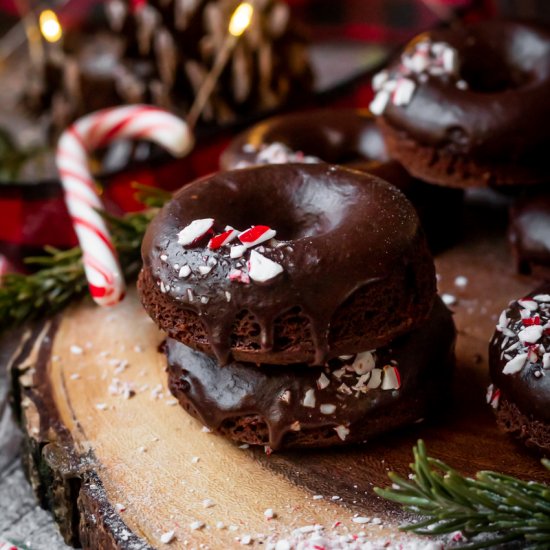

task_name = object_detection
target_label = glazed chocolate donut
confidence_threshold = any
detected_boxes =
[509,193,550,275]
[488,286,550,452]
[138,164,436,366]
[371,20,550,188]
[167,296,455,450]
[220,108,464,253]
[220,109,389,170]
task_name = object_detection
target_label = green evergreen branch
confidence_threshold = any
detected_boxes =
[375,440,550,548]
[0,185,168,332]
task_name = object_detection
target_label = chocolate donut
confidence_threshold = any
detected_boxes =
[166,296,455,450]
[509,193,550,275]
[220,108,464,252]
[488,287,550,452]
[220,109,389,170]
[371,20,550,188]
[138,164,436,366]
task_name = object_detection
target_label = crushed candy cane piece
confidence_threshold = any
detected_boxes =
[248,250,283,283]
[320,403,336,414]
[534,294,550,302]
[177,218,214,246]
[381,365,401,390]
[503,352,528,375]
[228,269,250,284]
[302,388,316,408]
[351,351,375,374]
[160,530,175,543]
[239,225,276,248]
[334,425,350,441]
[518,298,538,311]
[178,265,191,278]
[392,78,416,106]
[366,368,382,388]
[317,372,330,390]
[230,244,247,259]
[518,325,543,344]
[208,227,239,249]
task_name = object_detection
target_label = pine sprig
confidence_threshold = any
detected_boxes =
[0,185,169,332]
[375,440,550,549]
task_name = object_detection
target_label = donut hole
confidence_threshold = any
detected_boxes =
[202,169,359,241]
[458,26,548,93]
[460,60,531,93]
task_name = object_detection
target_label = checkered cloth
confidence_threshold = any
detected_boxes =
[0,0,548,271]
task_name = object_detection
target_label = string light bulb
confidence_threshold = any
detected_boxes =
[39,10,62,43]
[229,2,254,37]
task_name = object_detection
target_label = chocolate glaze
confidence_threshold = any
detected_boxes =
[382,21,550,167]
[166,296,455,450]
[509,193,550,275]
[141,164,435,365]
[220,109,389,170]
[220,108,464,253]
[489,285,550,423]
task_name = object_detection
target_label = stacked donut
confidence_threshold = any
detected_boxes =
[220,108,464,253]
[138,163,456,450]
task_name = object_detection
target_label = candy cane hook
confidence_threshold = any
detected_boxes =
[56,105,194,306]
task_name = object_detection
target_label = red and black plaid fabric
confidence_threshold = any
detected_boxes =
[0,0,547,272]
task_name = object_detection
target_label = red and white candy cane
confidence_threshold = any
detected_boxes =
[56,105,194,306]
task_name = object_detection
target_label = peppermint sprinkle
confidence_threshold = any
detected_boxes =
[160,530,176,543]
[366,368,382,389]
[208,226,239,249]
[486,384,500,409]
[534,294,550,302]
[198,265,213,276]
[334,425,350,441]
[320,403,336,415]
[442,293,457,306]
[189,521,204,531]
[248,250,283,283]
[503,352,528,375]
[177,218,214,246]
[230,244,247,259]
[518,299,538,311]
[351,351,375,374]
[381,365,401,390]
[352,517,371,524]
[70,345,83,355]
[369,90,390,116]
[239,225,276,248]
[317,372,330,390]
[454,275,468,288]
[264,508,276,520]
[543,353,550,369]
[518,325,543,344]
[178,265,191,278]
[302,388,316,408]
[392,78,416,106]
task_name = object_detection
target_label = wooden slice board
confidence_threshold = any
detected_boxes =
[6,194,550,549]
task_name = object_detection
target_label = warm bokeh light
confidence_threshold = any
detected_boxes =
[39,10,63,43]
[229,2,254,37]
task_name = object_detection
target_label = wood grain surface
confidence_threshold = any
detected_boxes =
[1,190,550,549]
